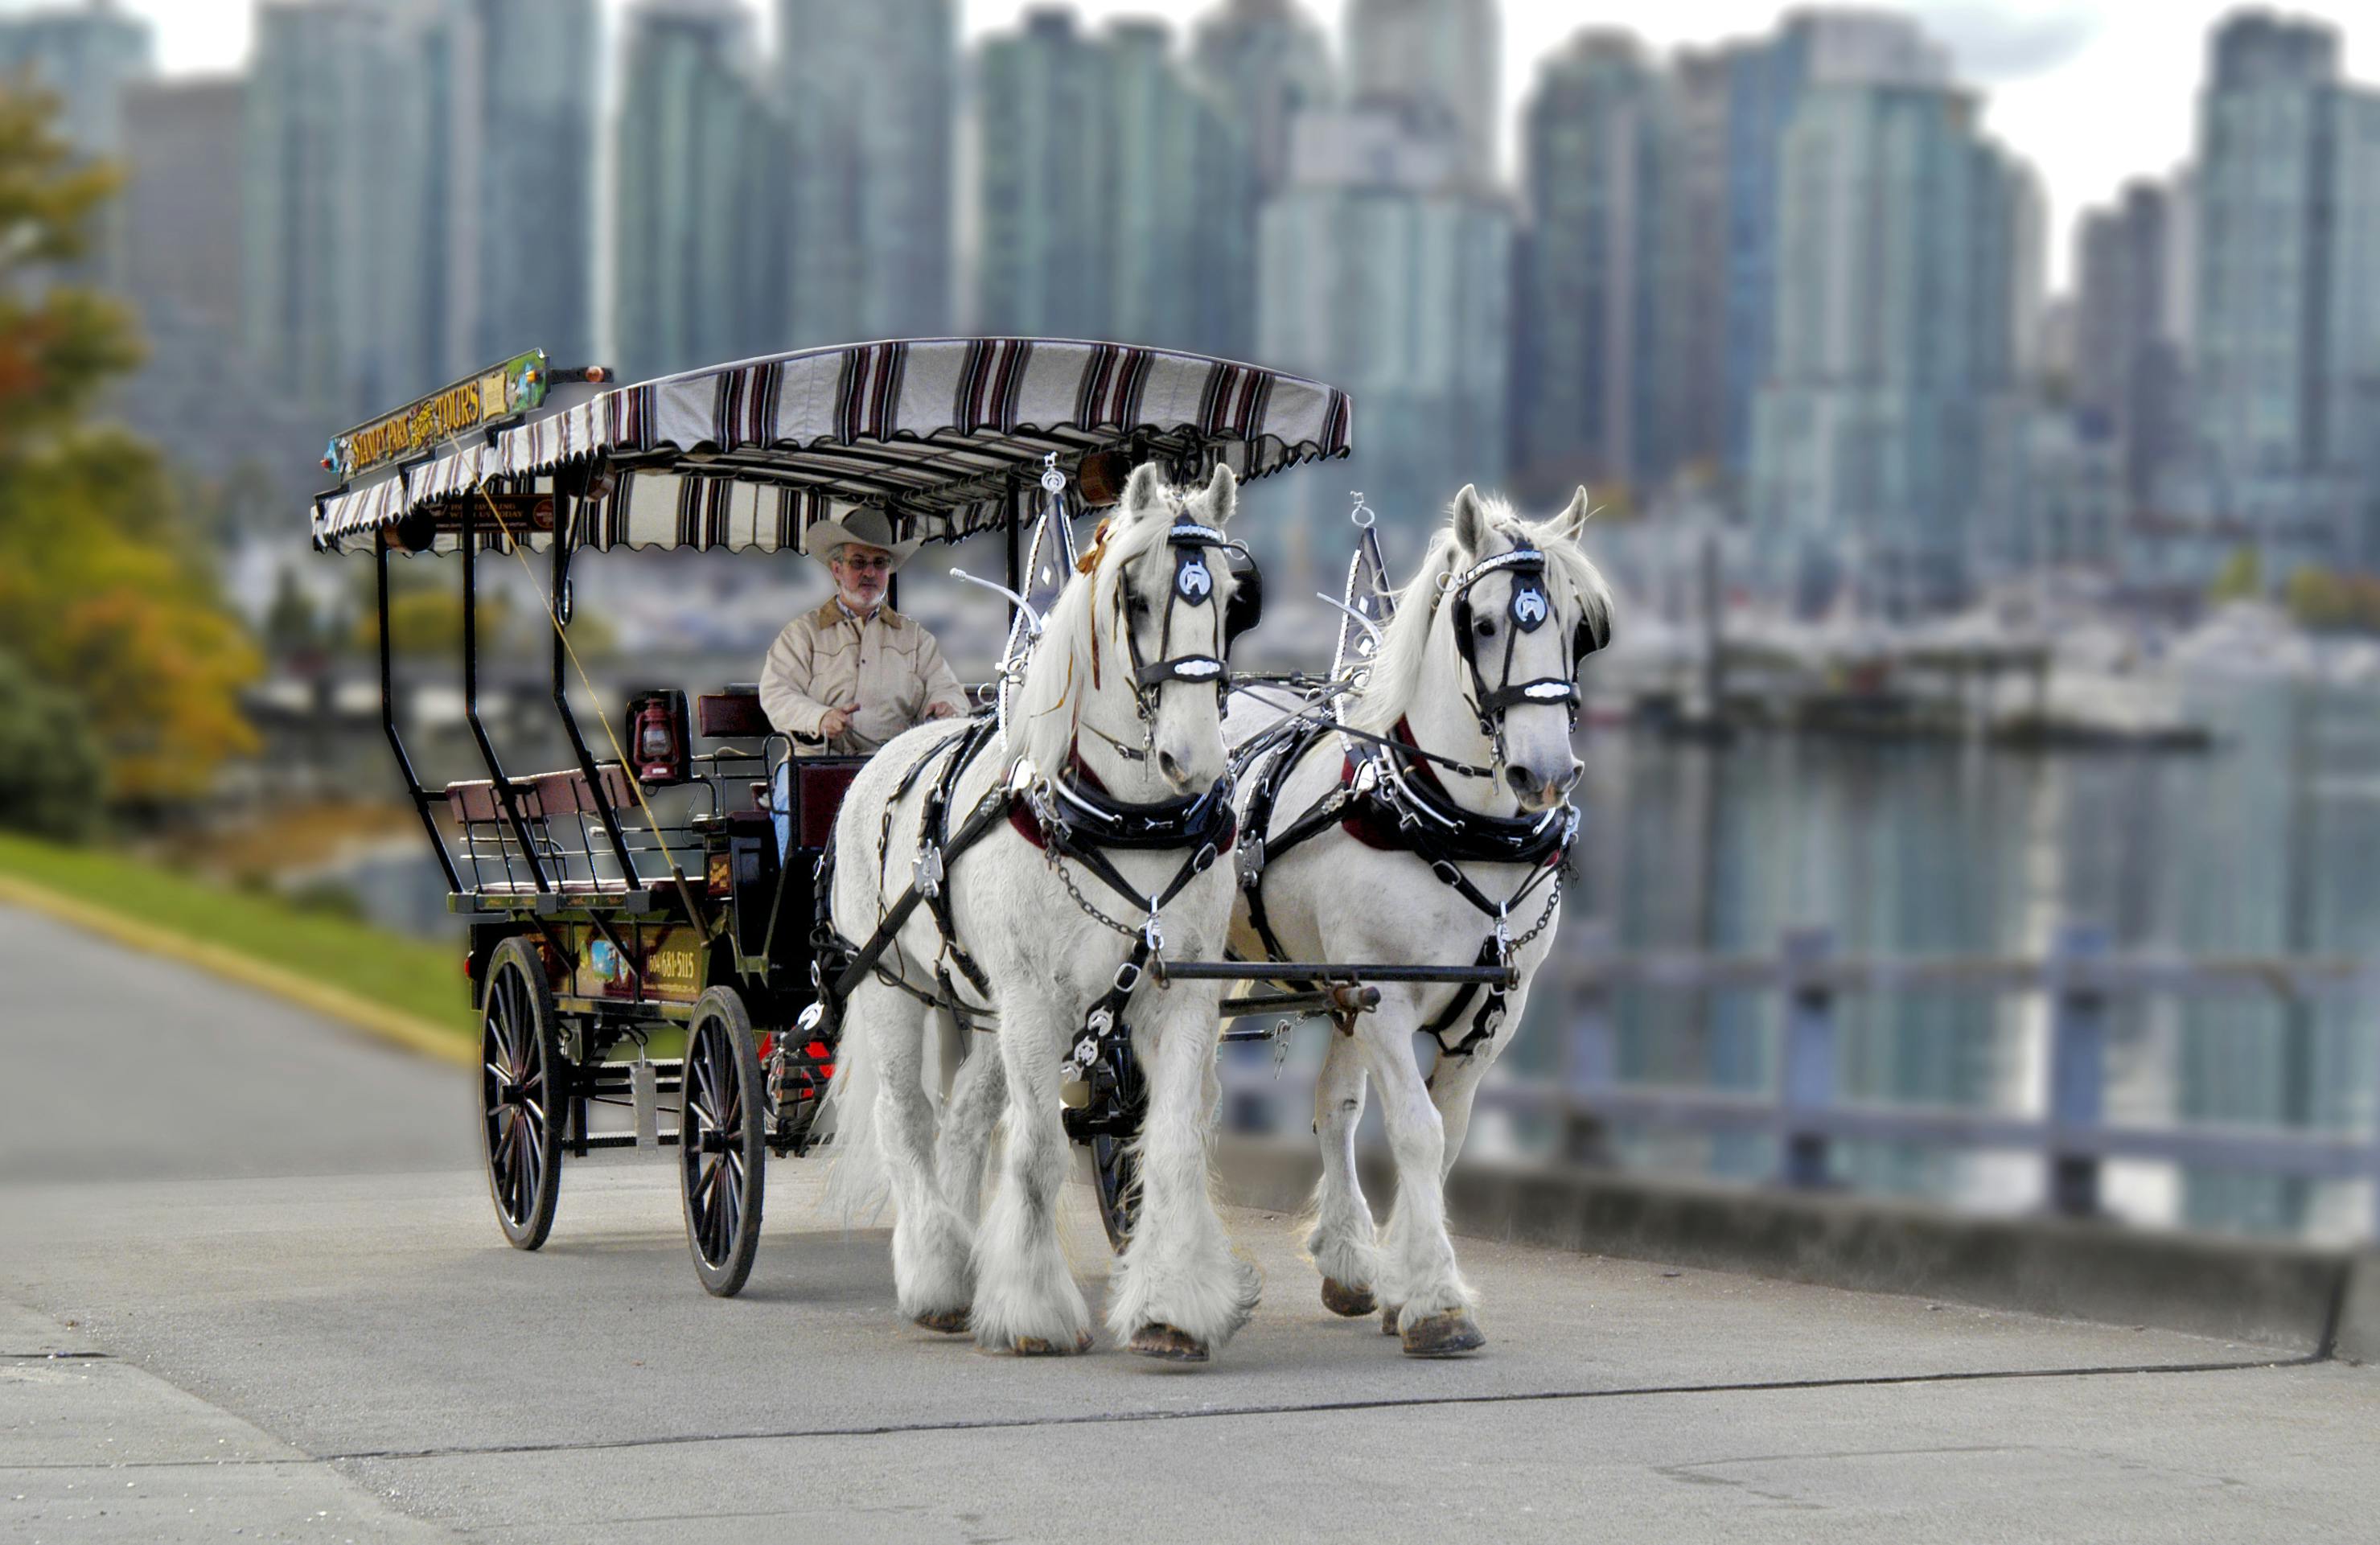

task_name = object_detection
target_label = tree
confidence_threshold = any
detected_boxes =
[0,86,257,811]
[2208,545,2263,604]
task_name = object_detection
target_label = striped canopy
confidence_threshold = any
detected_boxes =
[310,338,1354,555]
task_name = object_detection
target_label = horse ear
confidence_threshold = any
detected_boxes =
[1203,462,1238,527]
[1558,486,1593,540]
[1450,484,1489,556]
[1121,462,1166,522]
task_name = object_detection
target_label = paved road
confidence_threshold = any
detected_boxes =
[4,901,2377,1543]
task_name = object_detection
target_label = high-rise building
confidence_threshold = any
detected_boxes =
[1656,46,1735,487]
[0,0,153,285]
[120,72,318,493]
[1345,0,1498,185]
[1259,103,1511,558]
[1189,0,1335,200]
[472,0,599,369]
[2074,182,2185,504]
[614,0,785,380]
[124,77,243,336]
[0,0,152,158]
[2179,11,2380,574]
[974,11,1252,356]
[1747,81,2037,612]
[973,10,1113,341]
[1511,32,1668,503]
[777,0,954,347]
[1719,11,1950,476]
[244,0,467,423]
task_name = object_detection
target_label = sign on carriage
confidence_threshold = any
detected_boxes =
[326,349,551,480]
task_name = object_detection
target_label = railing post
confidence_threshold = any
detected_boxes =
[2366,965,2380,1245]
[1563,919,1616,1165]
[1778,926,1835,1189]
[2046,921,2110,1218]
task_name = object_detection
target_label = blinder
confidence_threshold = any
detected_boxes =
[1124,517,1260,696]
[1445,545,1594,723]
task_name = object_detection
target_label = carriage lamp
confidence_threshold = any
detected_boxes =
[627,688,689,785]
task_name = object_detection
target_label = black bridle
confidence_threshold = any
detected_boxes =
[1441,545,1605,776]
[1095,516,1262,762]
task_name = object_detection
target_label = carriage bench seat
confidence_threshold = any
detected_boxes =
[445,762,648,895]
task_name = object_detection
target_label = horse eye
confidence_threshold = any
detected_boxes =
[1126,593,1150,618]
[1475,617,1497,639]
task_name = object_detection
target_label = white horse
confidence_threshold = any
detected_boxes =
[1225,484,1612,1355]
[822,462,1258,1361]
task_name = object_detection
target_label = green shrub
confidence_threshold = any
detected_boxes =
[0,648,104,840]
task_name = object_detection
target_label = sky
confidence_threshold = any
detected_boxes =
[76,1,2380,289]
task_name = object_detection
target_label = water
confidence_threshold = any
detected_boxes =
[1525,676,2380,1241]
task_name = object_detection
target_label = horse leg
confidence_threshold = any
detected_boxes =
[1108,984,1261,1361]
[1308,1032,1379,1317]
[970,988,1094,1355]
[1359,1005,1483,1358]
[1424,980,1531,1175]
[861,981,974,1333]
[935,1024,1006,1228]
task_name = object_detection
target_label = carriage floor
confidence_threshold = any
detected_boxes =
[4,899,2376,1544]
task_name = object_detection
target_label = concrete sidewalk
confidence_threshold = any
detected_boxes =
[5,899,2380,1542]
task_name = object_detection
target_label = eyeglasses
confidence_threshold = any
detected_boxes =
[836,553,893,573]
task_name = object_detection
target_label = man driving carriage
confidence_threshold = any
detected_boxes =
[761,507,968,856]
[759,507,968,753]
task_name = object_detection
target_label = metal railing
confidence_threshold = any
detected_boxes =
[1223,921,2380,1237]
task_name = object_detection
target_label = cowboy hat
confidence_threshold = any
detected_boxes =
[801,506,922,571]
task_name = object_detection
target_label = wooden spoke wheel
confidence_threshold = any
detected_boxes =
[479,937,563,1251]
[680,986,767,1296]
[1091,1132,1142,1254]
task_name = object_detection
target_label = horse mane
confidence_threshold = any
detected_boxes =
[1349,493,1615,735]
[1005,499,1180,775]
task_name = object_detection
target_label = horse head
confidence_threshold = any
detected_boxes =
[1017,461,1243,799]
[1361,484,1613,816]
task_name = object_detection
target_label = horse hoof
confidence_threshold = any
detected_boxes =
[1321,1278,1378,1318]
[1013,1330,1094,1357]
[1401,1311,1486,1358]
[1381,1304,1403,1336]
[914,1307,970,1334]
[1128,1323,1211,1362]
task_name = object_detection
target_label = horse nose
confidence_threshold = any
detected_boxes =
[1504,764,1536,799]
[1157,748,1191,791]
[1560,758,1584,795]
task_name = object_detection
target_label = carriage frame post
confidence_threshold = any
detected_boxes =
[458,500,550,893]
[545,462,640,886]
[375,530,461,895]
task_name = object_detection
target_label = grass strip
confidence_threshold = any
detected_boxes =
[0,831,474,1057]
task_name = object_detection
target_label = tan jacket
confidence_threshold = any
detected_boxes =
[759,598,969,754]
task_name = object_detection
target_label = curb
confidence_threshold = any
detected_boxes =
[0,873,473,1068]
[1217,1136,2380,1358]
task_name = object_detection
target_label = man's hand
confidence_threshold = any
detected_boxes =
[925,702,958,721]
[820,703,857,738]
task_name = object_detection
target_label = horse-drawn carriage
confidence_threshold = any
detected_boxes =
[313,338,1606,1359]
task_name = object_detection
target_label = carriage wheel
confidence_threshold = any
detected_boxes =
[480,937,563,1251]
[680,986,767,1297]
[1091,1133,1142,1253]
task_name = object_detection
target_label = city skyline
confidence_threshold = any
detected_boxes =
[50,0,2380,290]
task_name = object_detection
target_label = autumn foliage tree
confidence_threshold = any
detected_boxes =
[0,84,257,820]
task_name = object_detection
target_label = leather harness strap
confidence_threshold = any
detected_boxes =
[1235,714,1576,1059]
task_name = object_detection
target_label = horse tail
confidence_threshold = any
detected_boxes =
[817,997,890,1225]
